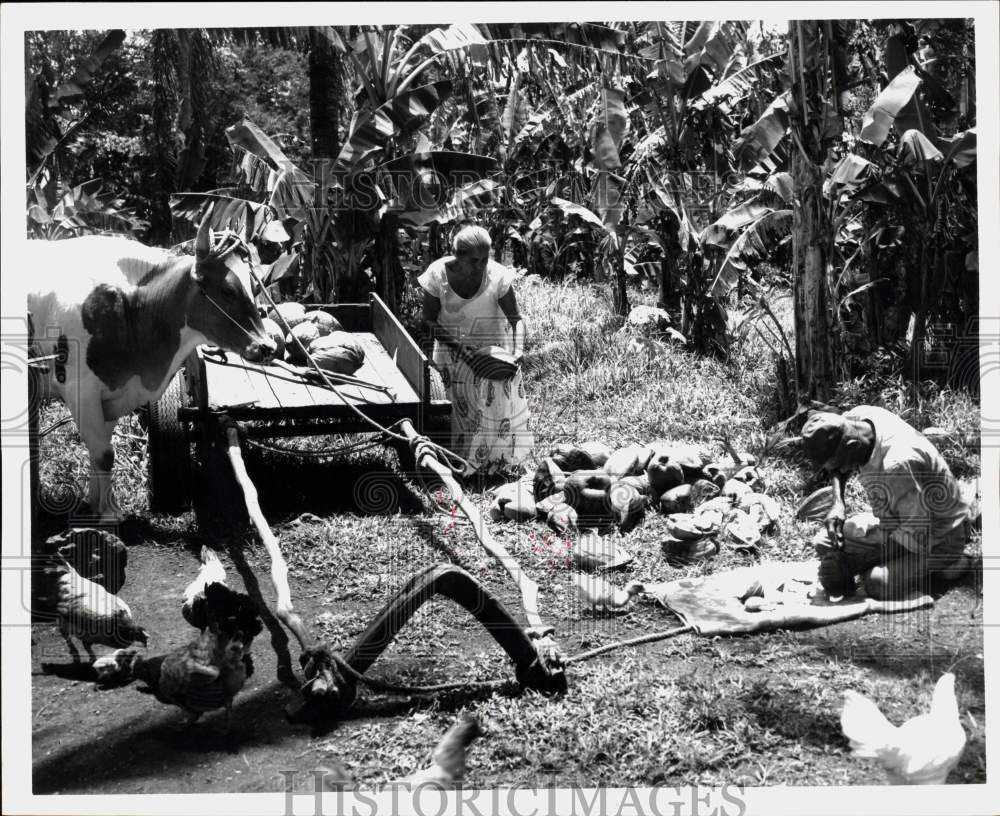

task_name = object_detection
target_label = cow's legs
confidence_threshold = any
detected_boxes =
[76,406,119,519]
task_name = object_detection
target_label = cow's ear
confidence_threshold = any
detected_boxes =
[195,205,215,261]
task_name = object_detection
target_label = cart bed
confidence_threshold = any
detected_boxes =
[201,332,419,412]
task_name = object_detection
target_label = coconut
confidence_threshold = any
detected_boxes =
[304,310,343,336]
[604,443,654,479]
[659,483,693,514]
[307,331,365,374]
[645,450,685,498]
[722,478,753,500]
[689,479,722,508]
[608,482,645,533]
[578,440,613,468]
[268,301,307,330]
[661,535,719,567]
[533,457,567,501]
[549,444,596,473]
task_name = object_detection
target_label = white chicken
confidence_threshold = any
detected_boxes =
[573,573,644,614]
[182,545,228,630]
[840,672,967,784]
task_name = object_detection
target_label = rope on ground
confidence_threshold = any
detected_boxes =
[563,624,695,665]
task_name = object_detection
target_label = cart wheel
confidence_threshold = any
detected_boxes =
[147,371,192,514]
[425,366,452,445]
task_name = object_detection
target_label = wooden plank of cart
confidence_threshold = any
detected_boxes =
[145,293,450,514]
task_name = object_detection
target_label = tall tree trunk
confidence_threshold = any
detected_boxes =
[307,27,344,302]
[791,156,838,399]
[308,29,342,161]
[789,21,849,402]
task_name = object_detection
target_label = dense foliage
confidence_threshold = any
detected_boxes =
[23,18,979,408]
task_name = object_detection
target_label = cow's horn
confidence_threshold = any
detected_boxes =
[195,204,215,261]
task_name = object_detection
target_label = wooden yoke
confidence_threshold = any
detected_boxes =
[396,420,564,676]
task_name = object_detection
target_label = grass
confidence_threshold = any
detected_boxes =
[31,275,985,790]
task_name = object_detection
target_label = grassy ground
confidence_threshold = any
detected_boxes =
[29,276,985,792]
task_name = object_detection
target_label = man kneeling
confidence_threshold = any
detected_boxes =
[800,406,972,600]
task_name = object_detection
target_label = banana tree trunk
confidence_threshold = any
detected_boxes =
[789,20,847,401]
[792,156,838,400]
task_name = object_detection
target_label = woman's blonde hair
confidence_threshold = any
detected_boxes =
[452,225,492,256]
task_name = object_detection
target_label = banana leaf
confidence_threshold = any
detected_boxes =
[860,66,923,146]
[591,86,628,172]
[51,29,127,109]
[335,80,454,173]
[398,179,500,227]
[169,193,274,244]
[701,197,777,249]
[709,209,792,296]
[732,92,790,172]
[550,197,605,230]
[898,129,944,164]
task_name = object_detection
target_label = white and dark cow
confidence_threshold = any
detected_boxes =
[28,214,277,518]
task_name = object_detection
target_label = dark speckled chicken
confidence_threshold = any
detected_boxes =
[96,583,262,729]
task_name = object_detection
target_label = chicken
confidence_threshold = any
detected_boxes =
[40,554,148,661]
[840,673,967,784]
[96,582,262,729]
[573,573,645,614]
[386,713,482,788]
[182,545,228,630]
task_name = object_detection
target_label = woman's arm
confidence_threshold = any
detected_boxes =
[498,287,525,361]
[421,289,463,355]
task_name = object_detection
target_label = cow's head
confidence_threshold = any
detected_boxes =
[187,212,277,363]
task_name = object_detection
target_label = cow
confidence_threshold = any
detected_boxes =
[28,213,277,519]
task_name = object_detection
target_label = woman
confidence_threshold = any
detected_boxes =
[418,225,534,475]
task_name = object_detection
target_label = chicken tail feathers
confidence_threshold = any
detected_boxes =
[930,672,959,722]
[841,690,897,758]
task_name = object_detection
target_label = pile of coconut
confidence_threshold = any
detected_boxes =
[489,439,780,568]
[262,302,365,376]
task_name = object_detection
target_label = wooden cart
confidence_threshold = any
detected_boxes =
[146,294,449,513]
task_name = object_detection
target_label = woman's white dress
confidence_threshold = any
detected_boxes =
[418,257,534,474]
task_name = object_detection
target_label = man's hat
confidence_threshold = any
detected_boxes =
[800,412,848,468]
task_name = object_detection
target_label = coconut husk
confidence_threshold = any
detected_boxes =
[659,483,693,514]
[571,529,634,572]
